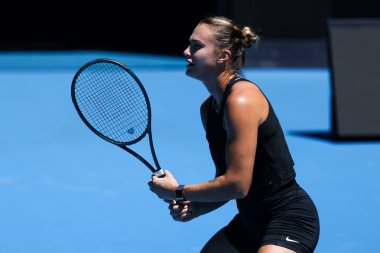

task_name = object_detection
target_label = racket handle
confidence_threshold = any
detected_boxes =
[153,169,166,178]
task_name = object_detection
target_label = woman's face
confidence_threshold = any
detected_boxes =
[183,23,221,81]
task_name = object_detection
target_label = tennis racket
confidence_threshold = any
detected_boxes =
[71,58,165,178]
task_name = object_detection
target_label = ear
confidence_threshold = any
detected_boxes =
[217,49,231,64]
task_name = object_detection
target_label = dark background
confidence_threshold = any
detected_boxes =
[1,0,379,56]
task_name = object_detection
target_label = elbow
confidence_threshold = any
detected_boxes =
[236,186,250,199]
[231,181,250,199]
[223,172,252,199]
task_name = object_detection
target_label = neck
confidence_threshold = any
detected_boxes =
[204,72,236,112]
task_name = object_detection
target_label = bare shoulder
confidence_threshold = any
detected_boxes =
[229,80,265,99]
[225,80,269,125]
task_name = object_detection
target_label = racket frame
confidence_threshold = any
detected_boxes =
[71,58,164,177]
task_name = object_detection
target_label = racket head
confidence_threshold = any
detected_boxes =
[71,58,152,146]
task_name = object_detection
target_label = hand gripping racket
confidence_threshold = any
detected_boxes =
[71,58,165,178]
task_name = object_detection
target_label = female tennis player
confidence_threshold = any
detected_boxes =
[148,14,320,253]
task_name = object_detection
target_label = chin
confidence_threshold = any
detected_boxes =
[185,66,203,81]
[185,70,198,80]
[185,68,194,77]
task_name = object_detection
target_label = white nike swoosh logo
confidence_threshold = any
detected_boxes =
[286,236,300,243]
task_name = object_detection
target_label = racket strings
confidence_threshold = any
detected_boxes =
[74,62,149,143]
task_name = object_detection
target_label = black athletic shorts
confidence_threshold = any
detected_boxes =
[224,180,320,253]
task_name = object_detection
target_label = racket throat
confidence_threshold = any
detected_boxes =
[120,144,164,178]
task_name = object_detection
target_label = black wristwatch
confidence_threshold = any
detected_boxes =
[175,184,186,201]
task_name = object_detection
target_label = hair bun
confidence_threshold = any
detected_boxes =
[242,27,260,48]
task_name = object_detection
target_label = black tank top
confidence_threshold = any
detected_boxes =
[206,77,296,207]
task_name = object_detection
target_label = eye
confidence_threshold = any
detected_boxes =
[190,43,202,54]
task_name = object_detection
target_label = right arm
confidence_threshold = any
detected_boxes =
[168,97,228,222]
[197,96,229,211]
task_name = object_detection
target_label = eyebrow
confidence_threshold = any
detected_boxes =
[189,38,203,45]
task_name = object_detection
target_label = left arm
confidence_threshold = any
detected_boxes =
[149,84,265,202]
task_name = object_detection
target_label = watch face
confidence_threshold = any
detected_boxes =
[176,185,185,201]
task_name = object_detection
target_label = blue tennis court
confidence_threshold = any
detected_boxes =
[1,50,379,252]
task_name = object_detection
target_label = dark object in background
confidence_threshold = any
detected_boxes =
[327,19,380,140]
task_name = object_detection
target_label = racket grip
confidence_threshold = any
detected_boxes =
[153,169,166,178]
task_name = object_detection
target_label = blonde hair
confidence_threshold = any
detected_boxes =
[199,14,259,74]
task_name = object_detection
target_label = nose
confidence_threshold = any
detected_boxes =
[183,46,190,58]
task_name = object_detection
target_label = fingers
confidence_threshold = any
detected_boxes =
[168,201,193,221]
[167,201,190,211]
[171,209,193,221]
[149,170,178,200]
